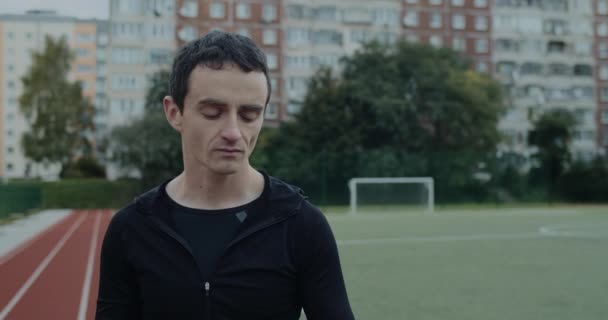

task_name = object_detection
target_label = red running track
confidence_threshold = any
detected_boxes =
[0,210,113,320]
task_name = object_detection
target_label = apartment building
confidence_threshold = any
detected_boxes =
[594,0,608,151]
[402,0,493,74]
[493,0,599,160]
[106,0,176,129]
[0,10,99,179]
[283,0,402,118]
[94,20,110,157]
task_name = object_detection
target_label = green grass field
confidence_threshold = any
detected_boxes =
[323,205,608,320]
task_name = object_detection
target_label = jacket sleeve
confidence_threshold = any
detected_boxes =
[296,203,355,320]
[96,210,141,320]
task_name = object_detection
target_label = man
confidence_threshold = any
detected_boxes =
[96,31,355,319]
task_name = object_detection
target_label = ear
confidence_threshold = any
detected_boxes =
[163,96,182,133]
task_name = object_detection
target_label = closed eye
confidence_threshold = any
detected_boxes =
[239,104,264,121]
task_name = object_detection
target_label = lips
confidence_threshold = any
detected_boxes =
[216,148,243,153]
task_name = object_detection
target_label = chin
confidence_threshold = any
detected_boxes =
[210,163,242,175]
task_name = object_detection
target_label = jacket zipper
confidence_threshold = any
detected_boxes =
[143,211,297,319]
[204,281,211,320]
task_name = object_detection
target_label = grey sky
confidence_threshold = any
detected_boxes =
[2,0,109,19]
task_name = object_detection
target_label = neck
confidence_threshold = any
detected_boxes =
[167,165,264,210]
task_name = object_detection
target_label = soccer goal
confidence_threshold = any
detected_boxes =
[348,177,434,215]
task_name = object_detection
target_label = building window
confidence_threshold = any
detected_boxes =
[76,33,95,43]
[287,101,302,115]
[452,14,465,30]
[7,146,14,154]
[351,30,371,43]
[405,0,418,3]
[574,64,593,76]
[452,37,466,51]
[262,29,277,45]
[430,0,442,5]
[430,12,442,29]
[598,22,608,37]
[476,62,488,73]
[178,25,197,42]
[314,6,336,21]
[429,35,442,48]
[6,163,13,171]
[403,11,418,27]
[148,48,171,65]
[312,30,343,46]
[236,3,251,19]
[451,0,464,6]
[601,110,608,124]
[262,4,277,22]
[7,81,15,89]
[374,8,398,26]
[111,75,141,90]
[26,32,33,40]
[111,48,143,64]
[574,41,591,56]
[76,48,90,57]
[599,0,608,15]
[236,28,250,38]
[474,0,487,7]
[98,33,109,46]
[267,53,278,70]
[6,31,15,40]
[475,39,488,53]
[520,62,543,75]
[180,0,198,18]
[548,63,569,76]
[601,87,608,102]
[76,64,93,73]
[405,34,419,43]
[475,16,488,31]
[599,64,608,80]
[599,43,608,58]
[210,2,225,19]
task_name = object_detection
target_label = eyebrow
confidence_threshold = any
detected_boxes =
[197,98,264,110]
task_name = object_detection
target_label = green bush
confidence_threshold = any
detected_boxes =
[557,157,608,203]
[40,179,142,209]
[0,184,42,219]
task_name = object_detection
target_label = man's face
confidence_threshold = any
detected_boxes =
[165,64,267,175]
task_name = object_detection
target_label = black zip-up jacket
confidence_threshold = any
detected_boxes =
[96,175,355,320]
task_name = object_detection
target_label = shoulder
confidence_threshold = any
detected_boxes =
[105,201,138,241]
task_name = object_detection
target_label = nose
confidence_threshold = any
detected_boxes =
[220,115,242,143]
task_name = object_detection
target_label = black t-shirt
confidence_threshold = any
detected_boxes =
[161,182,266,280]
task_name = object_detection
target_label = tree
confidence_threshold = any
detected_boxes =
[110,70,182,187]
[261,40,506,204]
[528,109,576,194]
[19,35,95,175]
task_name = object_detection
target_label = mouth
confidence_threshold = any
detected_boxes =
[215,148,243,154]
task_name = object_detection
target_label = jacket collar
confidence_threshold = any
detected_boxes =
[134,171,306,230]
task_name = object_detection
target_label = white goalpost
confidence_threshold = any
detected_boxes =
[348,177,435,215]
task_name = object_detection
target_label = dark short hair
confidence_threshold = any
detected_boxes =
[169,30,271,113]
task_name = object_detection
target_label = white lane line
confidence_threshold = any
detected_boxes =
[77,211,101,320]
[0,211,75,266]
[337,233,542,246]
[0,213,88,320]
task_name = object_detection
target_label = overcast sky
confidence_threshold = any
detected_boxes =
[2,0,109,19]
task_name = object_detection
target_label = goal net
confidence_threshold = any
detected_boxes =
[348,177,434,215]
